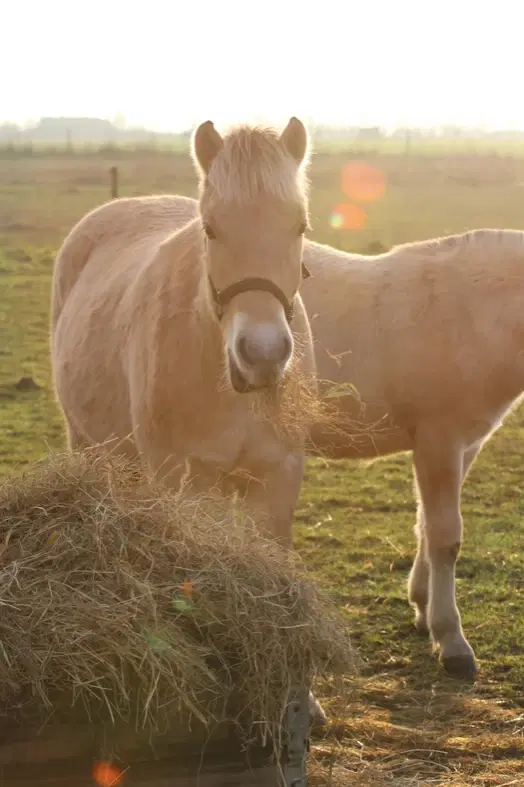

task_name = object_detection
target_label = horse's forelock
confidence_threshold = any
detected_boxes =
[205,125,309,204]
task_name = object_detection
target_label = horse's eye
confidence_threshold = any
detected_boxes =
[298,222,307,236]
[204,224,216,240]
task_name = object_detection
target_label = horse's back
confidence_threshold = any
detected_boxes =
[304,228,524,395]
[51,195,198,326]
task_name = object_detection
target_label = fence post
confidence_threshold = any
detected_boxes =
[281,686,309,786]
[110,166,119,199]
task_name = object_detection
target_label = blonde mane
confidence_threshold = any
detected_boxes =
[206,124,310,204]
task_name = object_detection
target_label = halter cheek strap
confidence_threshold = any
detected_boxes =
[208,263,311,324]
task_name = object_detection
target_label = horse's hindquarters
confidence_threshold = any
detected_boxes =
[52,293,134,452]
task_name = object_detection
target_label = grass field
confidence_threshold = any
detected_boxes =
[1,146,524,785]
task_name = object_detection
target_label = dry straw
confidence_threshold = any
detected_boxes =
[0,449,355,748]
[252,335,386,453]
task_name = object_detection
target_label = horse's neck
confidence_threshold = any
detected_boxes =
[173,222,226,373]
[193,268,224,358]
[152,218,223,367]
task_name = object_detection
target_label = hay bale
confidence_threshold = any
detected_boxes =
[0,450,354,751]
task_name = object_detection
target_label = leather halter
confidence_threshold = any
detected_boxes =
[208,263,311,323]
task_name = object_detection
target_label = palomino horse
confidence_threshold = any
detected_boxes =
[111,192,512,677]
[114,197,512,677]
[112,194,509,680]
[50,119,327,724]
[301,228,524,680]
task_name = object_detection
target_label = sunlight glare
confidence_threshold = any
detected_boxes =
[329,203,367,231]
[342,162,387,203]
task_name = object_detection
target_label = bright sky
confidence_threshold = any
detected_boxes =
[3,0,522,132]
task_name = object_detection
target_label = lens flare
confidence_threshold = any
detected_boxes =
[342,161,386,203]
[329,212,344,229]
[92,761,125,787]
[180,580,194,597]
[329,203,366,231]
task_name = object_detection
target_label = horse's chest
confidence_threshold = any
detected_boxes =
[185,411,288,473]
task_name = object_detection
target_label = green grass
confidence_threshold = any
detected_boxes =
[1,149,524,784]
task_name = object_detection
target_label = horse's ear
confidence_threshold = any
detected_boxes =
[192,120,223,174]
[280,116,309,165]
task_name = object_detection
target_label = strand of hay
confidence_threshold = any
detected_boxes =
[0,450,355,748]
[252,334,385,452]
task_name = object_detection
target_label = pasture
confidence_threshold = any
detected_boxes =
[1,143,524,785]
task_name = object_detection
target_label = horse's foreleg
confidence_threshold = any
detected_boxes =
[63,414,91,451]
[407,501,430,634]
[233,451,328,729]
[234,451,305,550]
[143,448,233,516]
[412,425,477,679]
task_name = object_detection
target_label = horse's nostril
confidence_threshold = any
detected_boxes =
[237,335,256,366]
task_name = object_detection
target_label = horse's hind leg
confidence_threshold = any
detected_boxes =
[411,424,477,679]
[407,499,430,635]
[408,445,480,639]
[64,418,89,451]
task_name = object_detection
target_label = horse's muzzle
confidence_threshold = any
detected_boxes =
[227,351,281,394]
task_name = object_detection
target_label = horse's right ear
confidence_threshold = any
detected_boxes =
[280,117,309,166]
[192,120,223,174]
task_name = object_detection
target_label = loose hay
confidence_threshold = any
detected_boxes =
[250,334,386,453]
[0,449,355,749]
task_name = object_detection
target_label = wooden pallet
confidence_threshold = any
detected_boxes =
[0,689,310,787]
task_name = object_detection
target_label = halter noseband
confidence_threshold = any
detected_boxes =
[208,263,311,324]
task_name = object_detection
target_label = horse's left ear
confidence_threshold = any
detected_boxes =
[192,120,223,174]
[280,117,309,165]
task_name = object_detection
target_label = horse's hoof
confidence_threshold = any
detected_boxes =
[308,695,328,729]
[441,654,478,680]
[310,706,328,730]
[414,618,429,636]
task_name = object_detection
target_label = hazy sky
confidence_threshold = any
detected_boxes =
[3,0,522,132]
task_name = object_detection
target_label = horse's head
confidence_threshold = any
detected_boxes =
[192,117,311,393]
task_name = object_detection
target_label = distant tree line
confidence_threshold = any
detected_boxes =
[3,117,524,147]
[0,117,191,146]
